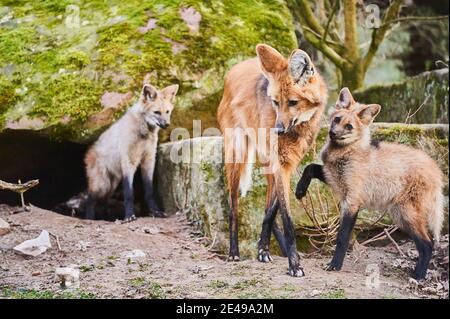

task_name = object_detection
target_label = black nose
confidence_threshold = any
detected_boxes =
[274,122,285,135]
[158,120,169,129]
[329,131,337,139]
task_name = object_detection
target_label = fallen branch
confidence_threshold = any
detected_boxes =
[0,179,39,193]
[1,179,39,212]
[383,227,405,257]
[207,231,218,251]
[49,232,62,251]
[361,225,397,246]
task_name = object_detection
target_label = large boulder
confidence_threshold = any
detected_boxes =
[0,1,296,143]
[353,69,449,124]
[155,123,449,257]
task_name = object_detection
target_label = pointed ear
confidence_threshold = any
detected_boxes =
[256,44,287,77]
[358,104,381,124]
[142,84,158,101]
[162,84,179,102]
[336,87,354,109]
[288,49,314,85]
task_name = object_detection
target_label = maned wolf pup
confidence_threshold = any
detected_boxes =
[84,83,179,222]
[295,88,444,280]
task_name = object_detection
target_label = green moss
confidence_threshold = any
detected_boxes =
[372,124,424,146]
[0,26,37,65]
[353,69,448,124]
[200,160,215,181]
[0,0,296,142]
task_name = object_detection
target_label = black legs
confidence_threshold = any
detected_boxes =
[295,164,325,199]
[327,209,358,271]
[122,175,136,222]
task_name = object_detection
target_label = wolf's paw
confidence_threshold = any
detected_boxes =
[85,214,95,220]
[325,261,341,271]
[288,265,305,277]
[411,270,427,281]
[295,185,308,200]
[257,248,273,263]
[151,210,167,218]
[227,252,240,262]
[123,215,137,223]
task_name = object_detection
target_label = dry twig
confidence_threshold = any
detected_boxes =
[383,227,405,257]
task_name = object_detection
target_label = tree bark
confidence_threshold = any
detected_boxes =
[340,61,365,90]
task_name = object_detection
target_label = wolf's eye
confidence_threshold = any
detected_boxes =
[272,100,279,107]
[345,123,353,130]
[166,110,169,114]
[154,111,161,115]
[288,100,298,107]
[333,117,341,124]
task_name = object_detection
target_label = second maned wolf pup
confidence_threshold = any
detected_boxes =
[296,88,444,280]
[85,83,179,221]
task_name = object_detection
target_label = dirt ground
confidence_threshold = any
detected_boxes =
[0,204,448,299]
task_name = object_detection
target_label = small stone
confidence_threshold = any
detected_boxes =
[143,226,160,235]
[309,289,321,297]
[124,249,146,259]
[0,218,10,236]
[77,241,90,251]
[55,267,80,289]
[421,287,437,294]
[408,278,419,287]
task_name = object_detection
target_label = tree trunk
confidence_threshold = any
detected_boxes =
[340,61,365,90]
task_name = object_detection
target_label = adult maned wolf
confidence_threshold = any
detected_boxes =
[217,44,328,276]
[85,82,179,222]
[296,88,444,280]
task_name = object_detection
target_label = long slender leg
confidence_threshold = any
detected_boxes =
[141,151,166,217]
[258,173,287,261]
[226,162,243,261]
[122,174,136,222]
[295,164,326,200]
[85,193,96,220]
[272,222,287,257]
[275,170,304,277]
[403,216,433,280]
[327,202,358,271]
[411,234,433,280]
[258,198,279,262]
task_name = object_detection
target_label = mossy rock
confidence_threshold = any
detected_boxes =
[353,69,449,124]
[0,0,296,143]
[155,123,449,258]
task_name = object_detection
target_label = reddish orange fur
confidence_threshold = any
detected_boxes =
[217,44,327,273]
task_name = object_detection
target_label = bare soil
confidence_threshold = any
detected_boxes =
[0,205,448,299]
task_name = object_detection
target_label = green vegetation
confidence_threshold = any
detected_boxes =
[319,289,347,299]
[128,277,166,299]
[1,288,95,299]
[207,279,229,289]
